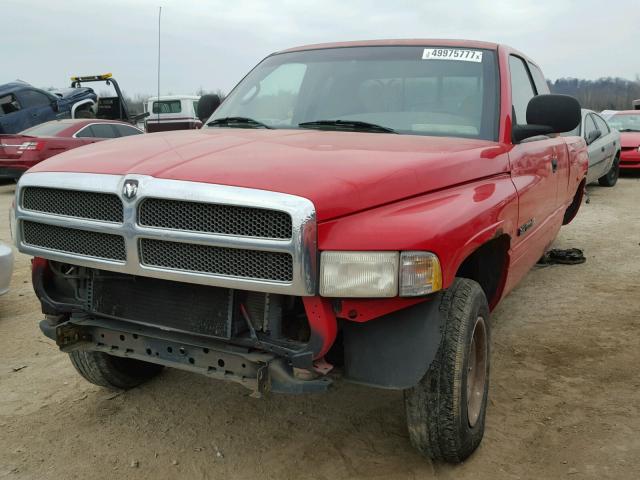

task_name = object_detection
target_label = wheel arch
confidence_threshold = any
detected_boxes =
[71,99,96,118]
[563,178,586,225]
[454,234,511,310]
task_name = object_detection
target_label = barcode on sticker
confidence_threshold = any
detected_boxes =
[422,49,483,62]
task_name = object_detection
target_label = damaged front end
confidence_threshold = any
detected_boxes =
[16,173,337,395]
[34,258,335,395]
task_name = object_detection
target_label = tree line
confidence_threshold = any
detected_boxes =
[549,77,640,111]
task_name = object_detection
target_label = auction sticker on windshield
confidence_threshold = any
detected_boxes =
[422,48,483,62]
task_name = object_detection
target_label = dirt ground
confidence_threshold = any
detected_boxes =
[0,176,639,480]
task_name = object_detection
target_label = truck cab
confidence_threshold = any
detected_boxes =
[144,95,202,132]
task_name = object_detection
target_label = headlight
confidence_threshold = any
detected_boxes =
[320,251,399,297]
[319,250,442,298]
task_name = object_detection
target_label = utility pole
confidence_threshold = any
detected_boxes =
[157,6,162,125]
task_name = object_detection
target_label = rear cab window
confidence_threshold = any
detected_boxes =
[528,62,550,95]
[153,100,182,114]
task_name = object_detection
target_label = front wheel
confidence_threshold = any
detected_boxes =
[598,156,620,187]
[69,351,163,390]
[404,278,490,463]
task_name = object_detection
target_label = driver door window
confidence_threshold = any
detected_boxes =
[18,90,52,108]
[509,56,536,125]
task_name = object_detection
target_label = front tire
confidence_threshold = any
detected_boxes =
[598,156,620,187]
[404,278,490,463]
[69,351,163,390]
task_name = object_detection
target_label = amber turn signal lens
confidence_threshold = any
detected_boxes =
[399,251,442,296]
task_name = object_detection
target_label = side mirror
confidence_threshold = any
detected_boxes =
[512,94,581,143]
[586,129,601,145]
[197,94,221,122]
[51,100,60,112]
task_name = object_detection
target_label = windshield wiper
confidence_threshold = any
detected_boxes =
[298,119,397,134]
[618,128,640,132]
[207,117,272,129]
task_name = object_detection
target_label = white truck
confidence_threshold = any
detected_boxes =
[144,95,201,132]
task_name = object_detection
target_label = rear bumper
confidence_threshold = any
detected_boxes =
[620,150,640,169]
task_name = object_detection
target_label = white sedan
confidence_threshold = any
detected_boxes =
[0,241,13,295]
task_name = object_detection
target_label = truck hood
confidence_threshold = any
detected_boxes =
[28,128,508,221]
[620,131,640,148]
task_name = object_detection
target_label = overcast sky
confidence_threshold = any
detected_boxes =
[3,0,638,97]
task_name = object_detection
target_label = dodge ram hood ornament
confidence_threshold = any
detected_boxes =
[123,180,139,199]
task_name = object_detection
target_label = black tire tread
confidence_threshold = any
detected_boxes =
[69,351,162,390]
[598,156,619,187]
[405,278,490,463]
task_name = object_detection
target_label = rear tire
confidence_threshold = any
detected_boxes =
[598,156,620,187]
[404,278,490,463]
[69,351,163,390]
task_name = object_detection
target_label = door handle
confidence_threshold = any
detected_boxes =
[551,158,558,173]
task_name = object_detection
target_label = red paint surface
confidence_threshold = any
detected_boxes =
[0,119,135,174]
[620,132,640,169]
[302,297,337,359]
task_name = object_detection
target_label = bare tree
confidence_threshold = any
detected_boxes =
[549,77,640,111]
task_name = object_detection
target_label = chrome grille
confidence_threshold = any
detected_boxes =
[22,187,123,223]
[139,239,293,282]
[16,173,317,295]
[22,221,126,261]
[139,198,292,239]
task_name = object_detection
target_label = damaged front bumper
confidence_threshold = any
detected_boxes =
[40,316,332,395]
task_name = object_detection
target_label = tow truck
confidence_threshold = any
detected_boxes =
[69,73,148,125]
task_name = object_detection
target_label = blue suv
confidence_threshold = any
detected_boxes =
[0,81,96,134]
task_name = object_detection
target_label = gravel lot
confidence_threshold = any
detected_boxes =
[1,176,639,480]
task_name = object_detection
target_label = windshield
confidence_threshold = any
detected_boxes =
[607,114,640,132]
[20,121,69,136]
[209,46,499,140]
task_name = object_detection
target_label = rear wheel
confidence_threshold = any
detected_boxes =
[69,351,163,390]
[74,106,95,119]
[598,156,620,187]
[404,278,490,463]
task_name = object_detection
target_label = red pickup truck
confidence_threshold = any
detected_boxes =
[12,39,586,462]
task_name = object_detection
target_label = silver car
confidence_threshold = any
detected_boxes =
[572,109,621,186]
[0,241,13,296]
